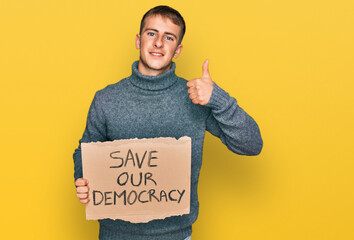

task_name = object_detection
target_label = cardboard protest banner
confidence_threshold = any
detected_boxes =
[81,136,191,223]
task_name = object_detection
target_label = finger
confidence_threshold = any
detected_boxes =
[77,186,89,193]
[80,198,90,204]
[202,59,210,77]
[192,98,200,104]
[189,93,198,100]
[76,193,88,199]
[187,78,201,87]
[188,87,197,94]
[186,81,194,88]
[75,178,88,187]
[199,100,207,106]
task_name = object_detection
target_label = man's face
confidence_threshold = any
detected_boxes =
[136,15,183,76]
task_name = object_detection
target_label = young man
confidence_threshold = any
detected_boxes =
[73,5,262,240]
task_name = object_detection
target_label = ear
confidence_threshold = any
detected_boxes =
[173,44,183,58]
[135,34,141,49]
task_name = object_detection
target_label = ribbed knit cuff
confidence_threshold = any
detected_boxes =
[205,82,234,110]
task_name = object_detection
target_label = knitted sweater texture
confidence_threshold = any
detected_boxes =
[73,61,263,240]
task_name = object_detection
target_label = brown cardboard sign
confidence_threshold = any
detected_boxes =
[81,137,191,223]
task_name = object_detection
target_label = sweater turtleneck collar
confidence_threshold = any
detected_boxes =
[128,60,179,91]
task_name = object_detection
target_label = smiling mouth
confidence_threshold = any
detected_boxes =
[150,52,164,57]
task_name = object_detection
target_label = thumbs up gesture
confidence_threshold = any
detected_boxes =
[187,59,214,105]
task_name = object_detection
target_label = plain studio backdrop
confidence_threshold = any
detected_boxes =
[0,0,353,239]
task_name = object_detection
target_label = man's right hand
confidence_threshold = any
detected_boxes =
[75,178,90,204]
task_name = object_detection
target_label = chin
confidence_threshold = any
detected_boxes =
[140,54,173,73]
[147,60,170,71]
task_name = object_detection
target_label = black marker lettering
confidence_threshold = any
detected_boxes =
[114,190,126,205]
[177,189,185,203]
[104,191,112,205]
[93,190,103,205]
[109,151,123,168]
[138,190,148,203]
[131,172,143,187]
[144,172,157,186]
[168,190,177,201]
[136,151,147,169]
[127,190,138,205]
[117,172,129,186]
[148,150,158,167]
[160,190,168,202]
[148,189,160,202]
[124,149,135,167]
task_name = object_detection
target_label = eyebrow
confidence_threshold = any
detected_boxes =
[144,28,178,40]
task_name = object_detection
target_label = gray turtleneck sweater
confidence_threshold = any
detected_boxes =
[73,60,263,240]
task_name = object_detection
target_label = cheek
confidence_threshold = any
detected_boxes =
[140,37,150,48]
[171,47,179,57]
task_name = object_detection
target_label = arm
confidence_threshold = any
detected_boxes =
[187,60,263,155]
[73,92,107,203]
[73,92,107,180]
[205,83,263,155]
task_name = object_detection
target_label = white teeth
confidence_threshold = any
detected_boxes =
[151,53,162,56]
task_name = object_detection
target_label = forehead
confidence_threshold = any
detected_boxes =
[142,15,181,35]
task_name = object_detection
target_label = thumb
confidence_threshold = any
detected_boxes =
[202,59,210,77]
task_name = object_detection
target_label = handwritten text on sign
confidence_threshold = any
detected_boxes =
[81,137,191,223]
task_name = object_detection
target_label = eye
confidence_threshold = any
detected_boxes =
[148,32,155,37]
[166,36,173,41]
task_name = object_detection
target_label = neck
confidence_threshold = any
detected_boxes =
[129,61,178,91]
[137,60,172,76]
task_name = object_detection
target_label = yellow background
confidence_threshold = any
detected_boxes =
[1,0,353,239]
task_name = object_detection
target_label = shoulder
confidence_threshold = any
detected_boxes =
[94,77,130,101]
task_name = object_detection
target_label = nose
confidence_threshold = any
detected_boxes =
[154,35,163,48]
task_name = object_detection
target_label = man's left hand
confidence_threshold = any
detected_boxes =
[187,59,214,105]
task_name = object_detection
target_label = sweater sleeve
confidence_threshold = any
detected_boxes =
[73,92,108,180]
[205,83,263,155]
